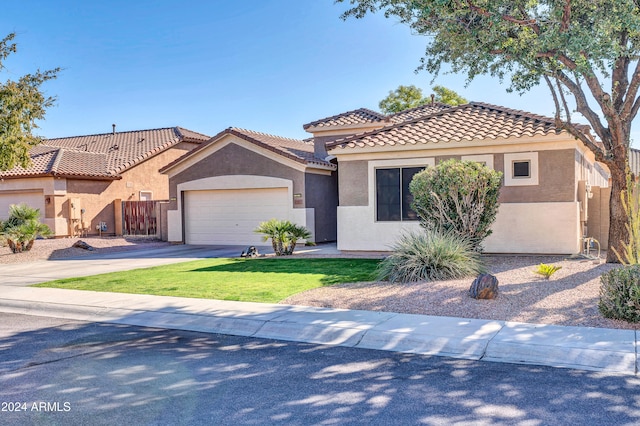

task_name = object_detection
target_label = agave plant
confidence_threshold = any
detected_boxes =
[0,203,52,253]
[254,219,311,256]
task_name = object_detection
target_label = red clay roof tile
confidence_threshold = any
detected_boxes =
[327,102,568,150]
[0,127,209,179]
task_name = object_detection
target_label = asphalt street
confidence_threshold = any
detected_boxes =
[1,313,639,426]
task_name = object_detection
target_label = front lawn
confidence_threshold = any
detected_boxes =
[33,258,380,303]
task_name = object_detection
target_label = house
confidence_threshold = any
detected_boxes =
[0,126,210,238]
[315,102,610,254]
[161,101,610,255]
[159,127,337,246]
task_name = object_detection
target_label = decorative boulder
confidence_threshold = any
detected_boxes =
[72,240,95,251]
[469,274,499,300]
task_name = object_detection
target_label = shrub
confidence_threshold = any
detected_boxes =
[612,168,640,264]
[376,230,485,283]
[410,159,502,250]
[254,219,311,256]
[599,266,640,322]
[533,263,562,280]
[0,203,52,253]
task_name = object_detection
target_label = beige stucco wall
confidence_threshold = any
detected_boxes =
[332,137,599,254]
[0,143,197,237]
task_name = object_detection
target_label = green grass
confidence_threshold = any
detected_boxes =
[33,258,380,303]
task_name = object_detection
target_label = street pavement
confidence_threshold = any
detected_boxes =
[0,243,637,375]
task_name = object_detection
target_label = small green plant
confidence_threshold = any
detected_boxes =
[599,266,640,322]
[533,263,562,280]
[254,219,311,256]
[376,229,485,283]
[0,203,52,253]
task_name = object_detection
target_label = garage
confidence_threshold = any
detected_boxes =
[184,187,290,245]
[0,191,45,220]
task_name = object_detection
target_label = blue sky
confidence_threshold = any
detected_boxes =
[2,0,632,144]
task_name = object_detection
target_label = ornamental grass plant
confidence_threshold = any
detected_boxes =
[376,229,485,283]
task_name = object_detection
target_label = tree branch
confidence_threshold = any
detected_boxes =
[560,0,571,32]
[553,70,610,144]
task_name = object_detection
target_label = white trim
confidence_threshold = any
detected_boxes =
[461,154,494,169]
[367,157,435,224]
[504,152,539,186]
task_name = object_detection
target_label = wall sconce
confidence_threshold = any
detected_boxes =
[45,196,51,204]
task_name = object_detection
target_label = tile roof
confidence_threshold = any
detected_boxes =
[0,127,209,179]
[387,102,452,123]
[327,102,568,150]
[160,127,336,173]
[302,108,389,130]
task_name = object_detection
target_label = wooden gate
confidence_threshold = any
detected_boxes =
[122,201,158,236]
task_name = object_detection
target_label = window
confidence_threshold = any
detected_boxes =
[504,152,539,186]
[512,160,530,178]
[376,167,424,221]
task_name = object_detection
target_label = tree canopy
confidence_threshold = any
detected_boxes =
[338,0,640,262]
[378,84,425,114]
[0,33,59,171]
[432,85,467,107]
[379,84,467,114]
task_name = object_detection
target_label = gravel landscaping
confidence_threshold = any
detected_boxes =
[2,237,637,330]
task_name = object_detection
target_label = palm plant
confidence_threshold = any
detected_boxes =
[0,203,52,253]
[255,219,311,256]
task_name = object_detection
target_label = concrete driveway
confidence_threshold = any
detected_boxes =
[0,244,268,286]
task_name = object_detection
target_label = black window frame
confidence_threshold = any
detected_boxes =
[512,160,531,178]
[375,166,424,222]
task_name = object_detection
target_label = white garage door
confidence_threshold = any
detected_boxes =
[0,191,45,220]
[184,187,290,245]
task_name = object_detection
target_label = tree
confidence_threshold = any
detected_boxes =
[338,0,640,262]
[0,33,59,171]
[432,85,467,106]
[379,84,467,113]
[378,84,425,114]
[409,159,502,250]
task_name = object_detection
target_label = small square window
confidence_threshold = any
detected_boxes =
[513,161,530,178]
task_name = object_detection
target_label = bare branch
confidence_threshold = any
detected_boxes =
[543,74,563,126]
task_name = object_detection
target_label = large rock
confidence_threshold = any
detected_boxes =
[73,240,95,251]
[469,274,499,300]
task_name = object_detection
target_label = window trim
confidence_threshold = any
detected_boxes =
[369,158,435,222]
[504,152,539,186]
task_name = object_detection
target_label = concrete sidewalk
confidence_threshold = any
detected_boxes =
[0,243,637,375]
[0,285,637,375]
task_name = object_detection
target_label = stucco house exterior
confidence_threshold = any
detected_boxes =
[160,127,337,246]
[0,126,209,237]
[312,102,610,254]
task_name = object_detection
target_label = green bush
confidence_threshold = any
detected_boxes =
[376,230,485,283]
[254,218,311,256]
[0,203,52,253]
[599,266,640,322]
[410,159,502,250]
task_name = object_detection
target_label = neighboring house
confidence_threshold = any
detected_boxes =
[0,127,209,237]
[313,102,610,254]
[160,127,337,246]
